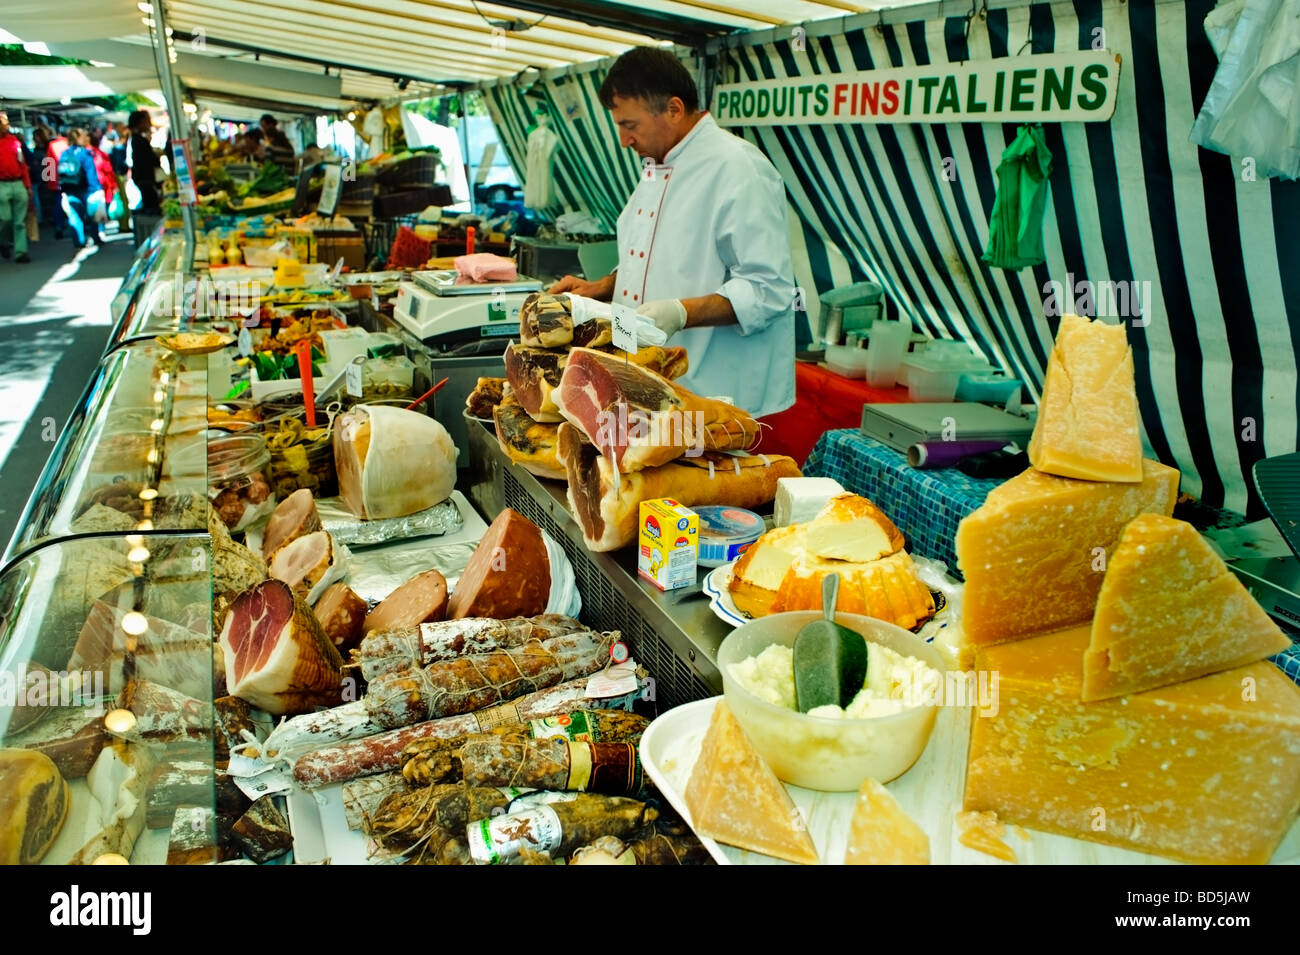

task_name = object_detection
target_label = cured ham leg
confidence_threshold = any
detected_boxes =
[494,392,564,481]
[557,423,800,551]
[219,580,344,715]
[554,347,759,472]
[268,531,336,597]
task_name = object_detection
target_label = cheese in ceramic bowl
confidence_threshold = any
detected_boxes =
[717,611,945,791]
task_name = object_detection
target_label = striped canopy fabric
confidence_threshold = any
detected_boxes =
[719,0,1300,519]
[480,65,641,231]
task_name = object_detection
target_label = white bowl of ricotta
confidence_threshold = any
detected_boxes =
[718,611,945,791]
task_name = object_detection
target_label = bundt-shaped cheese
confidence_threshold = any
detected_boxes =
[728,524,806,618]
[769,550,934,631]
[804,493,905,562]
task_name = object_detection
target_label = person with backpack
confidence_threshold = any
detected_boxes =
[59,128,104,248]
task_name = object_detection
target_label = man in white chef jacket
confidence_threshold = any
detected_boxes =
[549,47,797,418]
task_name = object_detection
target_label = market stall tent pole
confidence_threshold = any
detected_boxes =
[147,0,196,276]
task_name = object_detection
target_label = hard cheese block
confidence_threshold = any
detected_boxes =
[964,625,1300,864]
[684,701,819,865]
[1028,314,1144,483]
[955,459,1179,645]
[844,777,930,865]
[1083,514,1291,701]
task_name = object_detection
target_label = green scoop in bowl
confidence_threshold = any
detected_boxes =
[793,573,868,712]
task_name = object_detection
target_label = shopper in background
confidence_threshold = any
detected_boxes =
[89,128,118,216]
[0,111,34,263]
[26,125,49,230]
[239,128,265,162]
[259,113,297,174]
[43,125,69,240]
[59,128,104,248]
[128,109,162,246]
[107,125,129,176]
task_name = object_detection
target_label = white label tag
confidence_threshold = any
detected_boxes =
[233,770,293,801]
[610,303,638,353]
[468,805,563,865]
[237,326,253,357]
[586,660,640,698]
[345,355,365,397]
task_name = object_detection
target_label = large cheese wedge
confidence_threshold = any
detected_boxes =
[844,778,930,865]
[1082,514,1290,701]
[1027,314,1144,482]
[684,701,819,864]
[964,625,1300,864]
[803,494,905,563]
[955,459,1179,645]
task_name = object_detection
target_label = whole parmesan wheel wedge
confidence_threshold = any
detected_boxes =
[334,404,456,520]
[0,749,69,865]
[313,582,369,654]
[262,488,322,560]
[219,580,345,716]
[446,509,550,619]
[363,569,448,635]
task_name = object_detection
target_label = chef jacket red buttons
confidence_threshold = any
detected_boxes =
[633,294,639,301]
[639,252,645,258]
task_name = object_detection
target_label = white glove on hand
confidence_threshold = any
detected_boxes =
[635,299,688,341]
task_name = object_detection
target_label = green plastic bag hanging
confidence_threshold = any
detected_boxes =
[982,125,1054,270]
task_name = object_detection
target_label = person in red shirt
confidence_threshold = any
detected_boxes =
[44,128,69,240]
[89,128,117,232]
[0,110,33,263]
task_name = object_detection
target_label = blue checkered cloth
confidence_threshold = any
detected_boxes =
[1272,639,1300,686]
[802,430,1003,575]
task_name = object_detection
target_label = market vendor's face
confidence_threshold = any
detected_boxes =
[609,94,686,164]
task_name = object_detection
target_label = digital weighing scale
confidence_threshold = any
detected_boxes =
[393,270,543,353]
[860,402,1034,454]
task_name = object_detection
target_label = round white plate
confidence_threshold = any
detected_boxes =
[702,562,749,628]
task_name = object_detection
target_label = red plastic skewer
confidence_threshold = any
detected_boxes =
[466,226,475,256]
[296,340,317,428]
[407,376,450,411]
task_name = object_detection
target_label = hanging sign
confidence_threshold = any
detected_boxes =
[713,51,1121,126]
[170,138,198,205]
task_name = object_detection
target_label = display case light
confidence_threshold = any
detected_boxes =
[128,546,150,563]
[104,709,138,735]
[121,611,148,636]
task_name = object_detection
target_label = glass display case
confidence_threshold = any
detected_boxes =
[105,232,192,354]
[0,533,216,864]
[8,339,208,560]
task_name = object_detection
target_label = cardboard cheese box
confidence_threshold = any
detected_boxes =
[638,498,699,591]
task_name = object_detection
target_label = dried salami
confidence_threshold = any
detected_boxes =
[460,737,644,795]
[356,614,585,681]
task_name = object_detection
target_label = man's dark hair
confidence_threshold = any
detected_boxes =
[599,47,698,114]
[128,109,150,132]
[260,113,278,127]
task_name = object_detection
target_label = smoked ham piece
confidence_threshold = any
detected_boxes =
[268,531,336,597]
[504,344,566,422]
[447,509,550,619]
[262,489,322,560]
[313,582,369,654]
[518,292,613,349]
[557,423,800,551]
[465,377,506,420]
[363,569,448,635]
[554,347,759,472]
[494,391,564,481]
[335,405,456,520]
[219,580,345,715]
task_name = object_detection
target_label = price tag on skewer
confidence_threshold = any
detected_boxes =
[610,303,638,355]
[345,355,365,398]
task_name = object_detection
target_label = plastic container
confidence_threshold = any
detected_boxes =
[825,343,868,379]
[694,506,765,567]
[901,345,993,402]
[955,372,1022,405]
[208,433,275,530]
[864,319,912,387]
[717,612,944,791]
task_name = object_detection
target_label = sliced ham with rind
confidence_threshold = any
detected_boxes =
[262,489,322,560]
[313,582,369,654]
[219,580,344,715]
[446,509,550,619]
[363,569,448,635]
[268,531,336,597]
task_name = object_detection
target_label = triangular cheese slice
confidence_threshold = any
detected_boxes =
[683,701,819,865]
[1082,514,1291,701]
[844,778,929,865]
[1028,314,1144,483]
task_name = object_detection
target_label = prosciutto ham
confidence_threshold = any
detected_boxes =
[557,423,800,551]
[553,347,760,472]
[518,292,613,349]
[493,391,564,481]
[219,580,344,715]
[268,531,337,597]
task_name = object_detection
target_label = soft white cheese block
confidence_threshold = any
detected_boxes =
[774,477,845,527]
